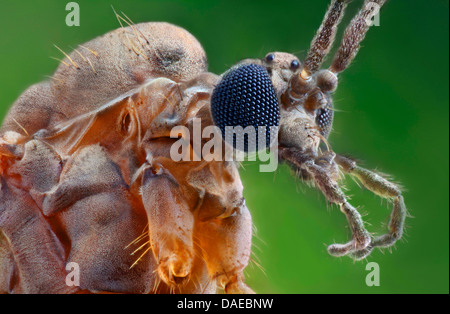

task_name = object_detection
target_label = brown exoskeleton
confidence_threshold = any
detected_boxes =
[0,0,406,294]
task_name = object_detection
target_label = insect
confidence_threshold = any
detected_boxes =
[0,0,406,294]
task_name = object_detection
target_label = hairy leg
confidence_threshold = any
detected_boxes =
[304,157,372,256]
[280,148,372,257]
[335,154,407,260]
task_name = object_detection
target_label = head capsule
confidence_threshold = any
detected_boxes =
[210,51,337,155]
[263,51,337,140]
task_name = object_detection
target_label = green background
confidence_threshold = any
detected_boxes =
[0,0,448,294]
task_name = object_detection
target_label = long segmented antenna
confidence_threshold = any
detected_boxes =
[302,0,351,79]
[287,0,387,100]
[330,0,387,74]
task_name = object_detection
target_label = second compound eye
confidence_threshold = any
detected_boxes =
[265,53,275,62]
[315,107,334,138]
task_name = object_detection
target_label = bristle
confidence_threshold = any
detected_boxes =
[129,246,151,269]
[50,56,70,67]
[54,45,79,69]
[11,118,29,136]
[130,240,151,256]
[79,45,98,57]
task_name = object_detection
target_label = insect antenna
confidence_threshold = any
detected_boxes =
[302,0,351,79]
[330,0,387,74]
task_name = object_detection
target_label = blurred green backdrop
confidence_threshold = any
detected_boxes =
[0,0,448,294]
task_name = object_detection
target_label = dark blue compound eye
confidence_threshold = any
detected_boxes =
[211,63,280,152]
[316,107,334,138]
